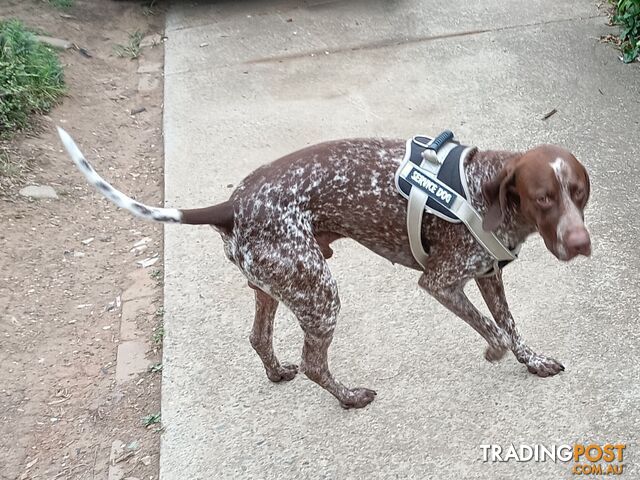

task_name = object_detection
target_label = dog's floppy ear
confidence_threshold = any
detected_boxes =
[482,161,517,231]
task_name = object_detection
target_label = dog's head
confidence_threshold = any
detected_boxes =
[482,145,591,261]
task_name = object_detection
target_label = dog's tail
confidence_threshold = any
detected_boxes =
[57,127,234,231]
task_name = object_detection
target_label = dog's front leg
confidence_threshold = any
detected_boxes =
[475,272,564,377]
[418,272,510,361]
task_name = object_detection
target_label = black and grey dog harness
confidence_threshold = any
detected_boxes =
[395,131,519,274]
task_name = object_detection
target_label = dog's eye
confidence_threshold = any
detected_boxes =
[536,195,552,208]
[572,188,585,201]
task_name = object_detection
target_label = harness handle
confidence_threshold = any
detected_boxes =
[426,130,454,152]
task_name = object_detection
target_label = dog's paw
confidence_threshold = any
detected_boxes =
[339,387,377,409]
[519,353,564,377]
[266,363,298,383]
[484,345,508,362]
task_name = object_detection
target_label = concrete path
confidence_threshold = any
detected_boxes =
[161,1,640,478]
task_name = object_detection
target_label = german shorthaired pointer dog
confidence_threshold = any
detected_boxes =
[58,128,591,409]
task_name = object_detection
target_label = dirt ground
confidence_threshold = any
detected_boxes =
[1,1,168,479]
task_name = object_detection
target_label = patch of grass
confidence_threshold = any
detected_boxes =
[148,362,163,373]
[152,321,164,344]
[0,19,65,136]
[0,150,19,178]
[114,30,144,59]
[47,0,74,9]
[0,144,31,191]
[142,412,161,427]
[143,1,159,17]
[149,268,162,282]
[610,0,640,62]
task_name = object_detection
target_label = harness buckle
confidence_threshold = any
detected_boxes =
[421,130,454,165]
[422,148,441,165]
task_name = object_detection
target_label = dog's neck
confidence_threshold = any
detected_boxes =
[465,149,537,250]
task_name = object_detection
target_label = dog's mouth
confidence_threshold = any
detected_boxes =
[539,224,592,261]
[550,241,592,261]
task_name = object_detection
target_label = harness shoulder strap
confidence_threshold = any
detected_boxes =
[406,188,430,268]
[406,131,456,269]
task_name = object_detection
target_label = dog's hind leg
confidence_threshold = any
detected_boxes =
[288,269,377,409]
[249,286,298,382]
[241,234,376,409]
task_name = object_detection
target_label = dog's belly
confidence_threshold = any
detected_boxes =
[311,180,423,270]
[349,236,422,270]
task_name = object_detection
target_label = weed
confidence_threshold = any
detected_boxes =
[152,321,164,344]
[47,0,74,9]
[0,144,30,190]
[143,1,158,17]
[610,0,640,62]
[150,268,162,282]
[0,150,19,178]
[155,306,164,318]
[114,30,144,59]
[0,19,65,135]
[142,412,161,427]
[148,362,163,373]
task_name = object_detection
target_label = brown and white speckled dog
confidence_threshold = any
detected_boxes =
[58,127,591,409]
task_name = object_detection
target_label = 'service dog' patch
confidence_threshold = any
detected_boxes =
[406,166,457,209]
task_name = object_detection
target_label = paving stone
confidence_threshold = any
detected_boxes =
[108,440,126,480]
[120,297,151,341]
[138,75,160,93]
[121,269,156,302]
[137,61,163,74]
[140,33,162,48]
[36,35,72,49]
[115,341,149,384]
[19,185,58,199]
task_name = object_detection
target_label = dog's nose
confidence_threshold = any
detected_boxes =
[565,228,591,257]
